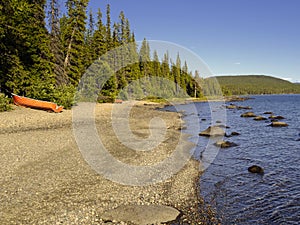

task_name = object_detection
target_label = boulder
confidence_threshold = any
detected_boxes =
[253,116,267,121]
[199,126,225,137]
[270,121,288,127]
[214,140,238,148]
[101,205,180,225]
[241,112,256,117]
[248,165,264,174]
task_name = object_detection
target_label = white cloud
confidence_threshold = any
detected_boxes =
[234,62,241,65]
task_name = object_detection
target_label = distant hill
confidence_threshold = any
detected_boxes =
[209,75,300,95]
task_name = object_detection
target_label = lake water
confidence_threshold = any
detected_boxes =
[164,95,300,224]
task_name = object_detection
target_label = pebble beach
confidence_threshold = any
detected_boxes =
[0,102,216,224]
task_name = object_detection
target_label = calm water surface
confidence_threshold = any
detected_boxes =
[165,95,300,224]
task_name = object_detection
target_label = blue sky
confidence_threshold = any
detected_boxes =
[65,0,300,82]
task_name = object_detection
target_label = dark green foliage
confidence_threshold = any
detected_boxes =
[212,75,300,95]
[52,84,76,109]
[0,0,205,109]
[0,93,12,112]
[0,0,55,99]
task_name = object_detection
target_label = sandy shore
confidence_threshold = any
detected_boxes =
[0,102,216,224]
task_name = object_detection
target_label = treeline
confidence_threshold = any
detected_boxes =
[212,75,300,95]
[0,0,204,108]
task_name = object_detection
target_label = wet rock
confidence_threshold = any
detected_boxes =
[253,116,267,121]
[226,104,237,109]
[214,140,238,148]
[269,115,285,120]
[241,112,256,117]
[225,131,240,137]
[263,111,273,114]
[199,126,225,137]
[248,165,264,174]
[101,204,180,225]
[270,121,288,127]
[216,124,230,129]
[237,106,252,110]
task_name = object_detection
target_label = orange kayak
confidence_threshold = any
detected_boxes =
[12,94,63,113]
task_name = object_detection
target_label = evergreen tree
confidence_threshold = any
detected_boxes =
[105,4,112,50]
[91,8,107,59]
[49,0,67,86]
[62,0,88,87]
[0,0,55,99]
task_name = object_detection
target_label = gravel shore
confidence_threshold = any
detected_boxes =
[0,102,216,224]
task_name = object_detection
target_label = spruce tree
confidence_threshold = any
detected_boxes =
[63,0,88,87]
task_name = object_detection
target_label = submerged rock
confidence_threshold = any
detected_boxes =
[269,115,285,120]
[237,106,252,110]
[270,121,288,127]
[248,165,264,174]
[101,204,180,225]
[214,140,238,148]
[225,131,240,137]
[253,116,267,121]
[241,112,256,117]
[263,111,273,114]
[226,104,237,109]
[199,126,225,137]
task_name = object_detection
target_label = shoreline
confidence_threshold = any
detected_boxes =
[0,102,216,224]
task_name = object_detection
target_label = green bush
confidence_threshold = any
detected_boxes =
[97,95,115,103]
[52,85,76,109]
[0,93,13,112]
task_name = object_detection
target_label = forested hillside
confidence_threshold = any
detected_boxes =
[0,0,203,108]
[212,75,300,95]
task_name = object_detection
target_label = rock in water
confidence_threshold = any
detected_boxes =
[254,116,267,121]
[241,112,256,117]
[214,140,238,148]
[269,115,285,120]
[270,121,288,127]
[101,204,180,225]
[248,165,264,174]
[199,126,225,137]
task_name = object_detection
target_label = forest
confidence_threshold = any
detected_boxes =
[1,1,298,112]
[213,75,300,95]
[0,0,205,110]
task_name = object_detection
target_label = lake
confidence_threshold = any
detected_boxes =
[164,95,300,224]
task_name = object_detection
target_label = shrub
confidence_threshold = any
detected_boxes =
[52,85,76,110]
[0,93,13,112]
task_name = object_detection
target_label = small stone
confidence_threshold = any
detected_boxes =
[241,112,256,117]
[248,165,264,174]
[214,140,238,148]
[270,121,288,127]
[199,126,225,137]
[253,116,267,121]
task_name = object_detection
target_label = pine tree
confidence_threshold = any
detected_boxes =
[62,0,88,87]
[91,8,107,60]
[105,4,112,50]
[49,0,67,86]
[85,9,95,67]
[1,0,55,99]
